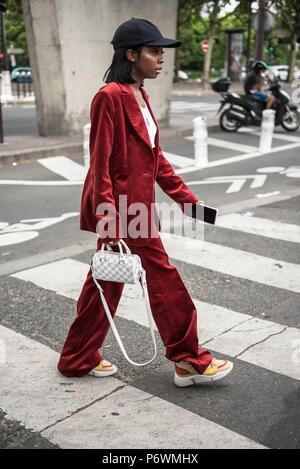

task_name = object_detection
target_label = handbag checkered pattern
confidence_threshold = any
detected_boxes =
[92,248,142,284]
[91,239,157,366]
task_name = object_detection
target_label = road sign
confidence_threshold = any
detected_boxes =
[201,39,209,53]
[252,9,275,32]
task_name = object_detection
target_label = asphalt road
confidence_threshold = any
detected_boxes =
[0,100,300,449]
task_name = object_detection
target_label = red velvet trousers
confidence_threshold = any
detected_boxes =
[57,235,213,377]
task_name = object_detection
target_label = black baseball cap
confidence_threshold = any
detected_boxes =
[111,17,181,50]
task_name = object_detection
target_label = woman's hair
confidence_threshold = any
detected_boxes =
[103,45,144,84]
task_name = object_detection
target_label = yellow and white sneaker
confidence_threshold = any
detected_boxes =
[88,359,117,377]
[174,358,233,387]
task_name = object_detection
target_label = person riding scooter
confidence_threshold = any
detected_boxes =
[244,60,276,109]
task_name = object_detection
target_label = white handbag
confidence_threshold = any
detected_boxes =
[91,239,157,366]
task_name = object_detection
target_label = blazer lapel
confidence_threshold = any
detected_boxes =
[119,83,157,153]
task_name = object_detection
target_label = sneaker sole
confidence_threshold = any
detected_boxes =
[174,362,233,387]
[87,365,118,377]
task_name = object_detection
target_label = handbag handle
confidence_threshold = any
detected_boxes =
[92,269,157,367]
[100,239,131,256]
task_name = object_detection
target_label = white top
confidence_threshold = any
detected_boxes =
[139,102,157,148]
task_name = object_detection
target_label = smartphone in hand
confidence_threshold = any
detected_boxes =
[185,202,218,225]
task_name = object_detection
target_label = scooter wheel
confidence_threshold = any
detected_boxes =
[281,109,300,132]
[220,109,240,132]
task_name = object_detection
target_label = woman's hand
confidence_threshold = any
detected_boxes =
[108,239,121,246]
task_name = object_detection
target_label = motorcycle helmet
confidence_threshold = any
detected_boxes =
[251,60,268,72]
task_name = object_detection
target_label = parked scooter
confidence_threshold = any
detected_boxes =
[210,73,300,132]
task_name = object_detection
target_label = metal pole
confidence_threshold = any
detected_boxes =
[227,33,231,78]
[0,12,3,143]
[254,0,265,60]
[0,74,3,143]
[0,12,8,71]
[246,0,252,68]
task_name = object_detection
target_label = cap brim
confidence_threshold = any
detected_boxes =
[143,38,181,48]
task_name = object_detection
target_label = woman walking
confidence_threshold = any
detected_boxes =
[57,18,233,387]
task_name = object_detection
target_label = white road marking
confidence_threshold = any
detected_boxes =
[160,233,300,293]
[0,325,265,449]
[0,213,79,247]
[280,166,300,178]
[0,231,39,247]
[163,151,194,168]
[205,320,300,381]
[12,258,90,299]
[238,327,300,380]
[11,253,300,380]
[175,141,300,174]
[38,156,87,181]
[0,325,121,432]
[186,135,258,153]
[186,174,267,193]
[237,127,257,133]
[171,101,219,114]
[207,137,258,153]
[42,384,264,449]
[239,128,300,143]
[256,166,285,173]
[216,213,300,244]
[1,214,79,234]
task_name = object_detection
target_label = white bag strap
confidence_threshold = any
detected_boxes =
[92,268,157,367]
[100,239,131,255]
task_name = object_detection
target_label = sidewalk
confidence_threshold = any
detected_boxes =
[0,80,243,165]
[0,125,203,165]
[0,134,83,165]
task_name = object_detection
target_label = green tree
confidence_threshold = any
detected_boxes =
[177,0,251,87]
[4,0,29,69]
[274,0,300,82]
[175,0,205,81]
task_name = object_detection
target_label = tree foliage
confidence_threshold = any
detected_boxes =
[177,0,299,79]
[3,0,29,69]
[1,0,299,80]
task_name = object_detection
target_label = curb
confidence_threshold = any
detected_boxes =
[0,123,221,165]
[0,142,83,165]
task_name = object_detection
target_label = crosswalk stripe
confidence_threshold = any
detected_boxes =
[41,384,264,449]
[0,324,121,432]
[11,257,250,341]
[11,256,300,380]
[11,258,90,299]
[216,213,300,244]
[160,233,300,293]
[0,325,265,449]
[38,156,87,181]
[171,101,218,113]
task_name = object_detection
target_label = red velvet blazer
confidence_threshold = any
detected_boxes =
[80,82,199,246]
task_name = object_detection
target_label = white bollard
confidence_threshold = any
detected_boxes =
[259,109,275,153]
[0,71,13,104]
[83,123,91,168]
[193,116,208,166]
